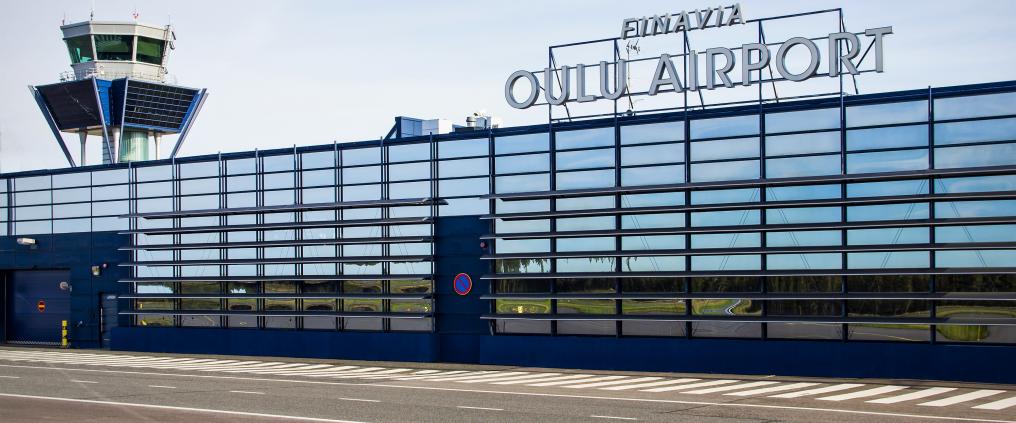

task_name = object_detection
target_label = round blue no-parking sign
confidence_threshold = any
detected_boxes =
[453,273,473,296]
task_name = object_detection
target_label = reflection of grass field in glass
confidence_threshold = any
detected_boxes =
[621,300,685,314]
[691,299,761,316]
[390,300,432,313]
[934,305,1016,341]
[496,300,551,314]
[556,299,614,314]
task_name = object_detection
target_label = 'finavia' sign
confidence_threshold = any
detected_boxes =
[504,4,892,109]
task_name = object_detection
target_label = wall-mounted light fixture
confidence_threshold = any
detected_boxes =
[16,238,37,249]
[91,265,101,277]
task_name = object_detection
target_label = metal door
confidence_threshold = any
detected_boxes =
[100,293,118,348]
[7,270,71,345]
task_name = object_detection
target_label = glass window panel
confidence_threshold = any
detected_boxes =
[621,256,685,271]
[92,200,128,216]
[555,127,614,150]
[622,235,685,250]
[495,258,550,273]
[691,210,759,227]
[767,253,842,270]
[559,216,614,231]
[691,188,759,205]
[692,232,760,249]
[494,133,548,155]
[342,148,380,166]
[935,92,1016,120]
[14,220,49,235]
[180,194,218,210]
[15,205,51,220]
[848,203,929,221]
[622,192,684,208]
[935,117,1016,146]
[623,212,684,229]
[766,155,841,178]
[439,197,488,216]
[92,184,129,201]
[15,176,50,191]
[556,148,614,170]
[389,142,431,163]
[52,172,90,188]
[438,177,487,196]
[342,184,380,201]
[691,160,759,182]
[937,274,1016,293]
[765,108,840,133]
[556,169,614,190]
[439,138,487,159]
[936,200,1016,219]
[439,157,488,178]
[847,124,927,151]
[557,237,614,252]
[556,257,615,272]
[93,170,131,188]
[691,137,759,161]
[848,179,928,198]
[691,255,761,271]
[495,174,548,193]
[495,239,550,254]
[179,161,219,179]
[847,275,929,292]
[53,218,90,233]
[388,162,430,182]
[225,158,256,175]
[302,169,335,187]
[53,203,90,218]
[180,178,220,195]
[937,225,1016,243]
[937,250,1016,268]
[557,195,613,211]
[621,164,684,186]
[848,251,929,268]
[691,322,762,338]
[691,115,759,138]
[768,323,843,340]
[495,153,548,174]
[767,300,843,316]
[765,131,840,156]
[846,100,927,127]
[768,276,842,292]
[65,35,94,63]
[342,166,381,184]
[766,230,841,247]
[301,151,334,169]
[935,143,1016,169]
[620,121,684,145]
[94,34,133,60]
[15,190,50,205]
[845,149,926,173]
[936,175,1016,194]
[766,184,840,201]
[621,143,684,165]
[848,227,929,245]
[302,187,336,203]
[849,324,930,342]
[767,207,841,224]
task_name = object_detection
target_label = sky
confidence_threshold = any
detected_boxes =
[1,0,1015,173]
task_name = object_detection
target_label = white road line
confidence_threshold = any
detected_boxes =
[391,370,474,381]
[338,369,414,379]
[770,383,864,399]
[726,382,819,397]
[69,380,99,384]
[242,364,337,375]
[492,374,593,385]
[148,385,177,389]
[0,392,367,423]
[229,390,265,395]
[456,406,503,411]
[868,387,958,404]
[919,390,1006,407]
[563,377,663,389]
[641,379,738,393]
[683,381,780,395]
[818,386,908,401]
[337,397,381,403]
[0,375,20,379]
[1,365,1014,423]
[458,373,562,384]
[973,395,1016,411]
[418,371,507,382]
[528,375,629,387]
[272,366,360,376]
[440,372,531,383]
[305,367,387,378]
[591,415,637,421]
[360,369,443,380]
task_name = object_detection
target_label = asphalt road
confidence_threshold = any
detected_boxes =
[0,347,1014,423]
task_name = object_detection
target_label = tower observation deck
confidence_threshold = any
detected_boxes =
[29,20,207,166]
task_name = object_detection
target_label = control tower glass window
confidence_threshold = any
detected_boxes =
[136,37,165,64]
[94,34,133,61]
[65,35,94,63]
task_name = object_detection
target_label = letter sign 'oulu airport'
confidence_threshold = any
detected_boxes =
[505,4,892,109]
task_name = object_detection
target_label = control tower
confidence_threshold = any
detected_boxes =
[29,20,207,166]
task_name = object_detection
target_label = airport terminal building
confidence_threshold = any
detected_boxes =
[2,7,1016,383]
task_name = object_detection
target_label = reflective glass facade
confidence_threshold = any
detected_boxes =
[3,82,1016,346]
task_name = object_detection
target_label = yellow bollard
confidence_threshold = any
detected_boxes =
[61,320,68,348]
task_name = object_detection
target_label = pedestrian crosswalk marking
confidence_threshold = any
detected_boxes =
[918,390,1005,407]
[867,387,957,404]
[0,349,1012,413]
[641,379,738,393]
[725,382,819,397]
[600,378,701,391]
[770,383,865,399]
[818,386,907,401]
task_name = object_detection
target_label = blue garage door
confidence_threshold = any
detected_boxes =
[7,270,71,345]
